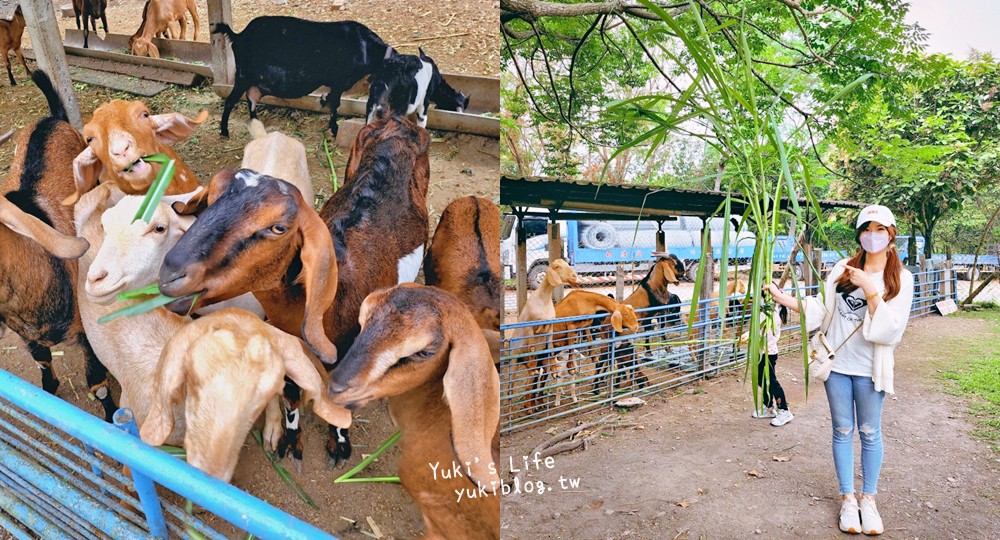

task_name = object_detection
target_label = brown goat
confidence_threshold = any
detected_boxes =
[72,0,109,49]
[69,100,207,205]
[623,255,684,310]
[328,284,499,540]
[0,70,117,421]
[424,196,501,363]
[158,116,430,467]
[0,6,29,86]
[130,0,200,50]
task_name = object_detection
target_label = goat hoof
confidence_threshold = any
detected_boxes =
[277,427,304,461]
[325,428,352,469]
[292,458,303,474]
[41,378,60,395]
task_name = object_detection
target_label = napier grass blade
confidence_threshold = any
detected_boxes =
[131,154,175,224]
[334,431,402,484]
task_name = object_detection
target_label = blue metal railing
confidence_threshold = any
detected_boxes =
[0,369,337,540]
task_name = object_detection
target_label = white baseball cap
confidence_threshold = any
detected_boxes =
[856,205,896,229]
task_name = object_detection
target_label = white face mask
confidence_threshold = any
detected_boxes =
[860,231,891,254]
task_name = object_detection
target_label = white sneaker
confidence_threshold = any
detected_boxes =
[751,406,776,418]
[840,495,861,534]
[860,495,884,535]
[770,409,794,426]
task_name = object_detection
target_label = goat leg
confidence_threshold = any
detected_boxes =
[26,341,59,395]
[262,397,283,452]
[101,13,108,33]
[15,49,29,81]
[81,336,117,422]
[276,382,304,471]
[324,425,351,470]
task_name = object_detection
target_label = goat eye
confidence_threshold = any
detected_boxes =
[270,224,288,234]
[154,225,166,234]
[141,111,150,118]
[86,136,93,143]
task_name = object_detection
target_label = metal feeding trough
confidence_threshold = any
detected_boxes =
[62,30,500,137]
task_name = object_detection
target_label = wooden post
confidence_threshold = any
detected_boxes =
[812,249,823,284]
[615,263,624,302]
[802,242,813,289]
[548,221,563,303]
[655,227,666,253]
[207,0,234,86]
[20,0,82,129]
[515,219,527,315]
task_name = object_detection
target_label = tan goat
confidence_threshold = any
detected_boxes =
[69,100,208,204]
[140,309,351,483]
[130,0,200,53]
[328,284,499,540]
[240,119,315,205]
[512,258,580,410]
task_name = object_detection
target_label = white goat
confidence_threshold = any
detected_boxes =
[140,308,351,482]
[241,119,315,206]
[74,184,269,447]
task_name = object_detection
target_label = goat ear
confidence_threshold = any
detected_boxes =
[344,125,369,183]
[295,190,339,366]
[172,171,228,215]
[610,310,624,333]
[443,330,500,489]
[139,327,191,446]
[278,333,352,428]
[545,267,564,287]
[0,197,90,259]
[66,145,103,206]
[151,109,209,145]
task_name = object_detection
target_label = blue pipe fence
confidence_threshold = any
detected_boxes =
[0,369,337,540]
[500,268,957,434]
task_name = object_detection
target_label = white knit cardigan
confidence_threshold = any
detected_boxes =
[801,259,914,394]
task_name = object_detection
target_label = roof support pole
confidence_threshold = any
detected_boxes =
[515,211,528,314]
[699,217,715,378]
[547,219,564,304]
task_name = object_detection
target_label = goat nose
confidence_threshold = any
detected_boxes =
[87,268,108,285]
[110,140,131,158]
[328,380,349,394]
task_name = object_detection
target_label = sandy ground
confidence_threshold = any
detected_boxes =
[500,314,1000,539]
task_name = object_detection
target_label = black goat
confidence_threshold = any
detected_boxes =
[212,17,391,138]
[73,0,109,49]
[365,48,470,126]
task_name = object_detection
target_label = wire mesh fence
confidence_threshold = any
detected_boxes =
[500,269,957,435]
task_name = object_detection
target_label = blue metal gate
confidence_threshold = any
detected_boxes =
[0,370,336,539]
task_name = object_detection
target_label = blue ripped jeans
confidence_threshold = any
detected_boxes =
[824,371,885,495]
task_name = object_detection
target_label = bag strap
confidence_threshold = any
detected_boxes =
[832,322,863,355]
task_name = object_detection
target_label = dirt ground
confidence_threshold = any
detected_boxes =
[0,1,497,538]
[501,314,1000,539]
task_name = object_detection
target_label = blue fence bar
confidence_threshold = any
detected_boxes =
[113,409,168,540]
[0,369,337,540]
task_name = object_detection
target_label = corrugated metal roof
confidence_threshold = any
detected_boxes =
[501,175,863,219]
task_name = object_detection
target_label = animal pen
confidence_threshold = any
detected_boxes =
[499,177,959,434]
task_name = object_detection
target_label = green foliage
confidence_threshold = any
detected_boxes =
[832,53,1000,256]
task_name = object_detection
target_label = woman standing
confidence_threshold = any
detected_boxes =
[765,205,914,535]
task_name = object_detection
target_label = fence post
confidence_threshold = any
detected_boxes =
[516,218,527,314]
[607,327,618,398]
[548,221,564,303]
[616,264,625,302]
[112,409,168,540]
